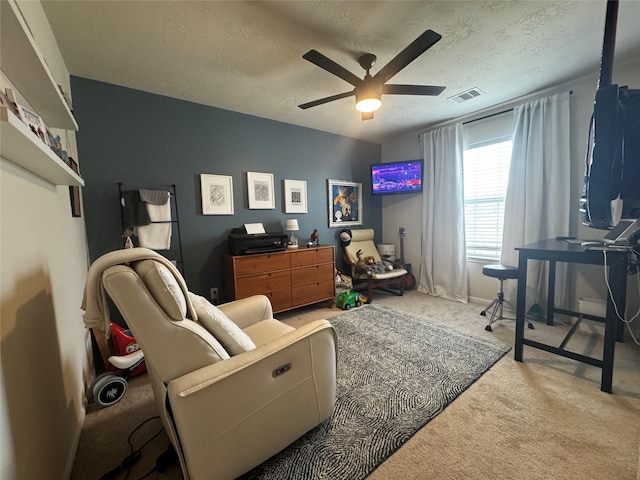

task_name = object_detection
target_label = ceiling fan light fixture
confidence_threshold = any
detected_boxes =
[355,97,382,113]
[355,82,382,113]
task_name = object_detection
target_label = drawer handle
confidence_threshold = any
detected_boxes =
[273,363,291,377]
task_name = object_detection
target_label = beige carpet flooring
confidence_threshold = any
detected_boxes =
[71,290,640,480]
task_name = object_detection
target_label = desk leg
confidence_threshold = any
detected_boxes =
[609,253,627,344]
[601,253,627,393]
[515,251,528,362]
[546,260,556,325]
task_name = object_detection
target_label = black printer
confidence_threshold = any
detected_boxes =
[228,228,288,255]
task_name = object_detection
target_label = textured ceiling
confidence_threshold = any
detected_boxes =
[41,0,640,143]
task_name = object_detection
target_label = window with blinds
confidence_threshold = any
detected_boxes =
[463,138,512,259]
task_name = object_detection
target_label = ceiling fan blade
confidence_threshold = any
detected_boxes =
[298,91,355,109]
[373,30,442,84]
[303,50,363,87]
[383,84,446,96]
[362,112,374,121]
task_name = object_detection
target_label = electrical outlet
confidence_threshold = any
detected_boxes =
[210,287,219,304]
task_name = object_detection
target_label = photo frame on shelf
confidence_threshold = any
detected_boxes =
[328,179,362,227]
[69,158,81,217]
[247,171,275,209]
[16,103,49,147]
[200,174,234,215]
[283,179,307,214]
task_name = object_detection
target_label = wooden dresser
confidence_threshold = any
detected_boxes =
[223,245,335,313]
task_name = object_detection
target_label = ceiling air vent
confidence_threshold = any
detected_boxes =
[448,87,485,104]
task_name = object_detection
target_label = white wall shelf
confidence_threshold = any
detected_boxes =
[1,0,78,130]
[1,107,84,186]
[0,0,83,187]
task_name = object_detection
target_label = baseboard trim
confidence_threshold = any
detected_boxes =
[63,403,86,479]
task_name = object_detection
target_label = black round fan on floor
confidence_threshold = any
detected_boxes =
[298,29,446,120]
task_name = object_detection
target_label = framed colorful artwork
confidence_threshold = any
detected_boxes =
[328,179,362,227]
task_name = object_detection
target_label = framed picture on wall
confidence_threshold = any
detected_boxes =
[69,158,81,217]
[247,172,275,209]
[200,174,234,215]
[283,179,307,213]
[328,179,362,227]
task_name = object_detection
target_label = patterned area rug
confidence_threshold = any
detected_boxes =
[241,304,510,480]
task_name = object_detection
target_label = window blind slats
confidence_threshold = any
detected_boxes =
[463,140,512,259]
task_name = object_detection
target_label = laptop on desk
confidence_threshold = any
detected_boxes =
[602,219,639,244]
[577,219,640,247]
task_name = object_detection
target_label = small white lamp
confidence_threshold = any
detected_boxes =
[285,219,299,248]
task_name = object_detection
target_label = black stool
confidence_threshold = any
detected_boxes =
[480,264,532,332]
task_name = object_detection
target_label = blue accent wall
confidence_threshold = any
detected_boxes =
[71,77,382,299]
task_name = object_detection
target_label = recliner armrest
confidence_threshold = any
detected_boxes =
[217,294,273,329]
[167,319,337,480]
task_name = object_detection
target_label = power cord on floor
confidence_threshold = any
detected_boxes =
[99,416,166,480]
[603,249,640,346]
[136,443,179,479]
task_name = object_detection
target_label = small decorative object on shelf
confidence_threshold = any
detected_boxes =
[57,84,73,112]
[52,135,68,162]
[16,103,49,146]
[285,219,299,248]
[0,91,17,115]
[309,228,319,247]
[3,88,19,116]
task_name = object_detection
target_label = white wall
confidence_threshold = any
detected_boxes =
[0,2,90,478]
[381,59,640,337]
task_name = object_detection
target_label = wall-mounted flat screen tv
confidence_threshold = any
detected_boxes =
[371,160,423,195]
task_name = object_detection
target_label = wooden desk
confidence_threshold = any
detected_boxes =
[514,239,628,393]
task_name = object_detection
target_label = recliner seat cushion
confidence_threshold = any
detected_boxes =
[242,319,295,346]
[189,293,256,355]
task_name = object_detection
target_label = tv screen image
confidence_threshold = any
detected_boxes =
[371,160,423,195]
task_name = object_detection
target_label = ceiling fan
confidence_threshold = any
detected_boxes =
[298,29,446,120]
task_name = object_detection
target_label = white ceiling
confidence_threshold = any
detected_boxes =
[41,0,640,143]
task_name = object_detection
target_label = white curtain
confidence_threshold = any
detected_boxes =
[418,123,468,303]
[501,92,571,311]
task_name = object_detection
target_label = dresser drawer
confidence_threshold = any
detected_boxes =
[292,279,335,307]
[266,289,292,313]
[290,247,333,267]
[291,263,334,287]
[234,252,290,276]
[224,246,335,314]
[236,270,291,297]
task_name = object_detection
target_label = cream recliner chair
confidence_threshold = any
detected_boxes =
[342,229,407,303]
[82,248,337,480]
